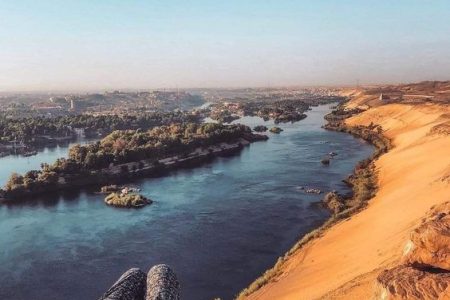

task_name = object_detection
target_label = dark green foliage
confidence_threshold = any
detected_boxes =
[0,111,200,144]
[2,122,253,199]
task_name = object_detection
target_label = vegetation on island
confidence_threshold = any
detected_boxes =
[0,111,200,152]
[1,122,265,200]
[104,192,152,208]
[64,122,255,169]
[209,97,343,125]
[209,110,240,123]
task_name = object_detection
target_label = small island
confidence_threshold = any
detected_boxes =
[321,158,330,165]
[105,192,152,208]
[208,97,342,125]
[269,127,283,134]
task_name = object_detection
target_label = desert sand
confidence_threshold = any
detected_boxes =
[244,100,450,299]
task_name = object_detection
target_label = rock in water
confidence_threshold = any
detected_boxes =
[99,268,146,300]
[104,192,152,208]
[269,126,283,134]
[403,201,450,270]
[376,265,450,300]
[321,158,330,165]
[146,264,180,300]
[253,125,268,132]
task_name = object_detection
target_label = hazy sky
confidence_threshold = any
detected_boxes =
[1,1,450,91]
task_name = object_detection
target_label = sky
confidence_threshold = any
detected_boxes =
[1,0,450,91]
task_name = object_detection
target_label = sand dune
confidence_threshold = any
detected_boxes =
[244,102,450,300]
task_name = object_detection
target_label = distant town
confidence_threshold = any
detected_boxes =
[0,87,341,157]
[0,87,340,117]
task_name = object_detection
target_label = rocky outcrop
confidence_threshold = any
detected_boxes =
[403,202,450,270]
[146,264,180,300]
[243,133,269,142]
[376,265,450,300]
[376,202,450,300]
[322,191,345,214]
[104,192,152,208]
[321,158,330,165]
[99,268,147,300]
[253,125,268,132]
[269,127,283,134]
[429,120,450,136]
[100,265,180,300]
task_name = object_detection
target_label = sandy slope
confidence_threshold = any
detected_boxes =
[244,103,450,300]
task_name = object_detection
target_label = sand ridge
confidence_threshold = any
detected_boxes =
[244,102,450,300]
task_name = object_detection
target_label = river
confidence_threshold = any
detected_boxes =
[0,138,98,187]
[0,105,373,300]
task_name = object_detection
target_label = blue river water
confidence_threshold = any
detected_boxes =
[0,105,373,300]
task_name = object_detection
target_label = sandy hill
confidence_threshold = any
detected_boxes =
[342,80,450,109]
[242,83,450,300]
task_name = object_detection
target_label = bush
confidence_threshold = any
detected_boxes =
[104,192,152,208]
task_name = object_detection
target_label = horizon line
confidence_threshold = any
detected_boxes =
[1,79,448,95]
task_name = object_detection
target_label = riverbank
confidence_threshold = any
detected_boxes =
[241,95,450,298]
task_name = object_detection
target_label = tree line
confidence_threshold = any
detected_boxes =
[0,111,200,144]
[2,123,253,198]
